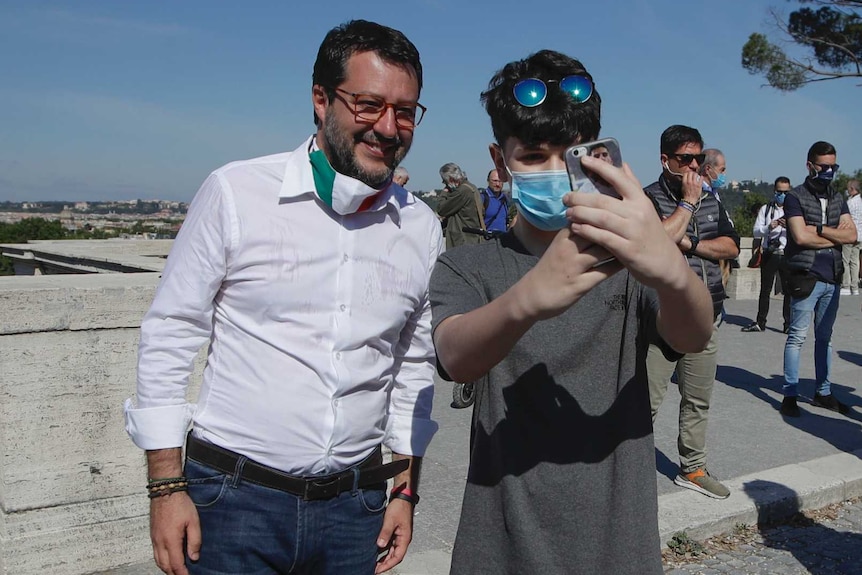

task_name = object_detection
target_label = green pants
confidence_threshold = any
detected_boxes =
[647,327,718,474]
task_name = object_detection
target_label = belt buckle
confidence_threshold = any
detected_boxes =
[304,474,341,501]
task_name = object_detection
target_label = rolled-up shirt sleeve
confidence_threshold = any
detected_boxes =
[383,223,444,457]
[124,173,233,450]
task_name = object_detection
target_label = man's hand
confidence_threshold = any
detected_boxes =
[150,492,201,575]
[510,227,622,322]
[771,217,785,229]
[375,499,413,574]
[681,171,702,204]
[564,156,690,291]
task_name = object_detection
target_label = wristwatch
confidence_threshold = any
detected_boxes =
[687,234,700,254]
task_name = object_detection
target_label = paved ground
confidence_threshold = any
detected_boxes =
[103,297,862,575]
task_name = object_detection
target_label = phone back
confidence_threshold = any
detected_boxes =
[565,137,622,197]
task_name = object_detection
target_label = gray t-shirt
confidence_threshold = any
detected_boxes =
[430,233,664,575]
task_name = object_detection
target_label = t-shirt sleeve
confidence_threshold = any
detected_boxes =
[842,200,850,215]
[429,253,487,381]
[783,193,803,219]
[638,284,683,362]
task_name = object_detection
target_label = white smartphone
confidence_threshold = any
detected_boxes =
[564,137,623,197]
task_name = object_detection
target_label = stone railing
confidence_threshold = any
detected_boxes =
[0,273,202,575]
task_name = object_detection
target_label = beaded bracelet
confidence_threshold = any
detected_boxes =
[146,476,189,498]
[677,201,696,214]
[147,484,189,499]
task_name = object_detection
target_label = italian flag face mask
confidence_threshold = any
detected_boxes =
[309,148,387,215]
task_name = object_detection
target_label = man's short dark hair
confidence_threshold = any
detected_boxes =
[807,141,836,162]
[660,125,704,155]
[480,50,601,148]
[774,176,791,188]
[312,20,422,126]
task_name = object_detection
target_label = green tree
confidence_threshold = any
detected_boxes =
[730,192,770,237]
[742,1,862,90]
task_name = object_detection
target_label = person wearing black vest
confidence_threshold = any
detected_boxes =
[779,141,856,418]
[644,125,740,500]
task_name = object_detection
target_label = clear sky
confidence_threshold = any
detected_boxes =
[1,0,859,202]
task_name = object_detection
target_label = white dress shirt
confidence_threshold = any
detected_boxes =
[125,136,443,475]
[847,194,862,241]
[753,201,786,251]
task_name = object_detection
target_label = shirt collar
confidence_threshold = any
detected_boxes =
[278,135,403,220]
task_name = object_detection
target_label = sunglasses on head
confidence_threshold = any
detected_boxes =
[669,153,706,166]
[512,75,594,108]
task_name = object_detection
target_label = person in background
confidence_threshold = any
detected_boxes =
[743,177,793,333]
[841,179,862,295]
[124,20,439,575]
[479,169,510,232]
[780,141,856,418]
[644,126,740,500]
[393,166,410,187]
[437,162,484,248]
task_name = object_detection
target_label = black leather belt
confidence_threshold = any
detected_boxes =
[186,434,408,501]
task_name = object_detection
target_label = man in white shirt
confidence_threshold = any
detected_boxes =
[124,20,441,575]
[743,176,793,333]
[841,179,862,295]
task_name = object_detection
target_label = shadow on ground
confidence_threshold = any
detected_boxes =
[744,479,862,573]
[718,365,862,456]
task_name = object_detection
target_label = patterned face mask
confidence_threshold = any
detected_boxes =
[309,149,385,215]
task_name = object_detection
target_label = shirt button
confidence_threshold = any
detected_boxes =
[340,304,346,312]
[333,399,339,407]
[343,254,349,262]
[335,352,342,360]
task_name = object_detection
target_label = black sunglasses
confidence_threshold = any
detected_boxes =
[812,162,839,172]
[669,153,706,166]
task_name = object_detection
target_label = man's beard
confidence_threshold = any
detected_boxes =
[323,116,408,189]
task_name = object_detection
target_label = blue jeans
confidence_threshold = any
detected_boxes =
[184,458,387,574]
[783,280,840,398]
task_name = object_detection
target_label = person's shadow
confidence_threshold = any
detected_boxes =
[743,479,862,572]
[718,365,862,455]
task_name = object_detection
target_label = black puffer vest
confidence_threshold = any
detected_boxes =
[784,180,844,279]
[644,176,725,317]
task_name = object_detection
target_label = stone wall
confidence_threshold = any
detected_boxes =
[0,274,201,575]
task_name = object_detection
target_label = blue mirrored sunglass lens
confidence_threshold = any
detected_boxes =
[559,75,593,103]
[513,79,547,107]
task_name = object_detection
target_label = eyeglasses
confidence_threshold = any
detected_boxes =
[669,153,706,166]
[332,87,426,129]
[812,162,839,172]
[512,75,594,108]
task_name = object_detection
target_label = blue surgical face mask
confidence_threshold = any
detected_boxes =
[506,166,571,231]
[774,192,786,205]
[712,173,727,188]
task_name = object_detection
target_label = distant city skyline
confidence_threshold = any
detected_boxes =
[2,1,860,202]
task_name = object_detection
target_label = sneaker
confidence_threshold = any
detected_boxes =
[780,396,800,417]
[812,393,850,414]
[840,288,853,295]
[741,322,764,332]
[674,468,730,499]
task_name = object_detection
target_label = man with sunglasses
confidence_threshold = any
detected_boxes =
[743,176,793,333]
[430,50,714,574]
[125,20,440,575]
[643,125,740,500]
[780,141,856,418]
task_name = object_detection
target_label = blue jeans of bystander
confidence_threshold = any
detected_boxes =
[184,458,387,575]
[783,280,840,398]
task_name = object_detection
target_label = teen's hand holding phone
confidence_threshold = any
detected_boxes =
[563,155,692,290]
[563,155,714,352]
